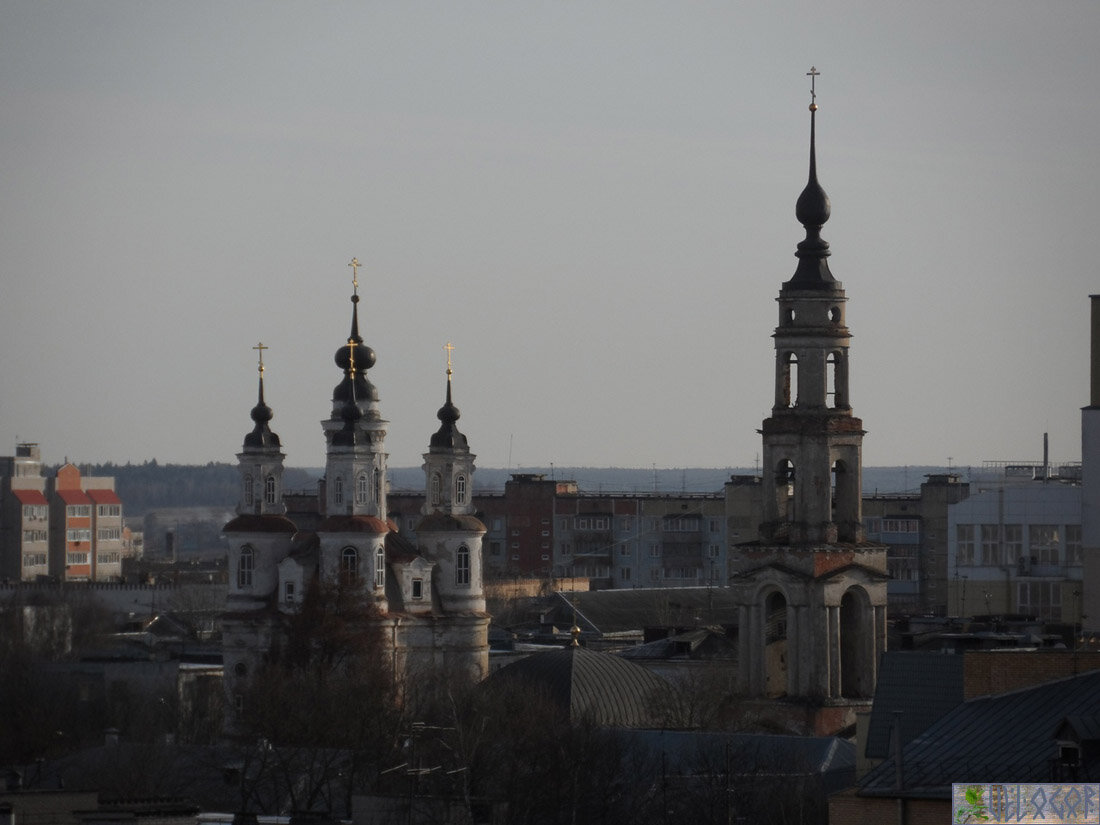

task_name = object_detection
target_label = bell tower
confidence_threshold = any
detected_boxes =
[732,71,887,730]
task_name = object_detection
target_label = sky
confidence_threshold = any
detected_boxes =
[0,2,1095,473]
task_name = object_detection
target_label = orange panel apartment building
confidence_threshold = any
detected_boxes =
[0,444,125,582]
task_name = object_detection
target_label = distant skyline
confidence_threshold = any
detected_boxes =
[1,3,1094,471]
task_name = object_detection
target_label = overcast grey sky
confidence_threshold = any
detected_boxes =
[0,2,1094,472]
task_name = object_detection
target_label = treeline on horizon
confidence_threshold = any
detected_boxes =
[53,461,956,517]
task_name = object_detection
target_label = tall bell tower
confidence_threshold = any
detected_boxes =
[732,71,887,732]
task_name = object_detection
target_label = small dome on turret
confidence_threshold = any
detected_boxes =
[243,343,281,449]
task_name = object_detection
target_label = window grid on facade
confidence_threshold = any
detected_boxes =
[375,546,385,588]
[456,475,467,505]
[980,524,1002,566]
[356,473,369,505]
[956,524,975,565]
[264,475,276,505]
[1029,525,1060,565]
[333,476,344,505]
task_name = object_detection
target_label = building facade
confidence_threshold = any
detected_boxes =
[222,270,490,722]
[947,471,1082,621]
[0,444,125,582]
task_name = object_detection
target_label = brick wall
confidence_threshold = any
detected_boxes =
[829,788,949,825]
[963,650,1100,699]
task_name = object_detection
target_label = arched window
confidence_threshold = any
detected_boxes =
[333,475,344,506]
[238,545,254,589]
[264,475,276,505]
[356,472,369,505]
[455,544,471,587]
[243,475,254,507]
[455,474,467,506]
[375,546,386,588]
[341,546,359,584]
[374,467,383,504]
[430,473,442,507]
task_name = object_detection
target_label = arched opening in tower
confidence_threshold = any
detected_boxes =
[839,587,871,698]
[781,352,799,408]
[764,589,789,698]
[831,459,856,542]
[775,459,796,539]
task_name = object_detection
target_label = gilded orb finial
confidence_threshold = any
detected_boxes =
[807,66,820,111]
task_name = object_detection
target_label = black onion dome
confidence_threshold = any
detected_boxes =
[244,376,280,448]
[430,378,468,450]
[787,100,838,290]
[332,293,379,404]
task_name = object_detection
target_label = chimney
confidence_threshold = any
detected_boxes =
[1092,295,1100,406]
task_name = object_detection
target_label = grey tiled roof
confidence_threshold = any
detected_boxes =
[860,668,1100,798]
[864,651,965,759]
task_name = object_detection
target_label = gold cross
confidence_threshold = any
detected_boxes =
[444,341,455,377]
[253,342,268,375]
[807,66,820,104]
[348,257,361,295]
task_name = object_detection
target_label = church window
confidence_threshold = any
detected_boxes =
[430,474,442,506]
[375,546,386,588]
[374,468,383,503]
[233,662,248,678]
[333,476,344,506]
[284,581,296,603]
[412,578,423,600]
[264,475,276,505]
[238,545,254,589]
[829,306,841,323]
[455,545,471,587]
[455,475,467,505]
[244,475,254,507]
[341,546,359,584]
[356,472,369,505]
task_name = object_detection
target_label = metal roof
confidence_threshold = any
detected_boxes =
[860,668,1100,797]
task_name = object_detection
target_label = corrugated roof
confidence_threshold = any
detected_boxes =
[864,651,965,759]
[860,668,1100,797]
[487,645,669,727]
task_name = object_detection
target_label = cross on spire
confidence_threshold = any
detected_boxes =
[807,66,820,108]
[253,341,268,375]
[348,257,361,296]
[444,341,455,378]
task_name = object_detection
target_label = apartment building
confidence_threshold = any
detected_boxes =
[0,444,125,582]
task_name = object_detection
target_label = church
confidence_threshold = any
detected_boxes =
[221,261,489,719]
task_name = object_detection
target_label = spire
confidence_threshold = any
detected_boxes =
[787,67,838,290]
[430,342,469,450]
[333,257,378,408]
[244,342,280,448]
